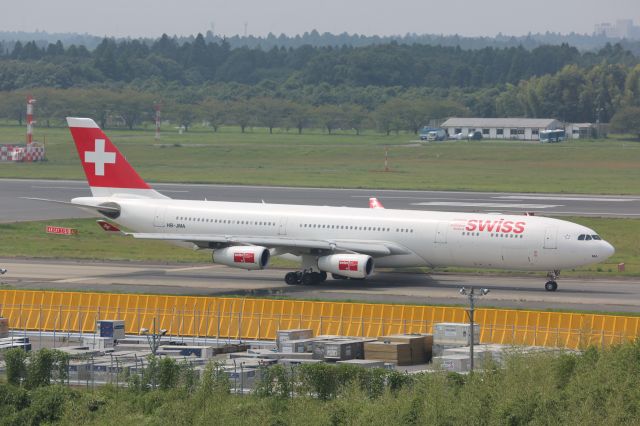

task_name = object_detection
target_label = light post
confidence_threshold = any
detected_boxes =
[596,107,603,139]
[459,287,489,372]
[139,317,167,356]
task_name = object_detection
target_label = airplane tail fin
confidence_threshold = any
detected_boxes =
[67,117,168,199]
[369,197,385,209]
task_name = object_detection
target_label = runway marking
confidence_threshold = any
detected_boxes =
[54,277,97,283]
[352,195,490,201]
[547,211,640,217]
[412,202,561,209]
[32,186,86,190]
[494,195,637,202]
[168,266,217,272]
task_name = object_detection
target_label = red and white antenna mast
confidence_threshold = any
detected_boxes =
[26,96,36,146]
[154,104,161,141]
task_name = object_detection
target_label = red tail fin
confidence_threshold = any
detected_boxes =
[67,117,166,198]
[369,197,385,209]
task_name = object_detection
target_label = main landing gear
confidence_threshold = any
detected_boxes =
[545,270,560,292]
[284,270,328,286]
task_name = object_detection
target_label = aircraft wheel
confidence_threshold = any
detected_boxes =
[544,281,558,292]
[302,273,317,286]
[319,272,327,282]
[285,272,299,285]
[331,273,347,280]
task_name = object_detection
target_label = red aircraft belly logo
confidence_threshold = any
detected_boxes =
[85,139,116,176]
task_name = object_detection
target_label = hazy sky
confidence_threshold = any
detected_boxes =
[1,0,638,38]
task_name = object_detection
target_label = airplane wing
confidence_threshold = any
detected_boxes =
[123,232,411,257]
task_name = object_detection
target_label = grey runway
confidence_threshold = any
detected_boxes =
[1,258,638,313]
[2,178,640,222]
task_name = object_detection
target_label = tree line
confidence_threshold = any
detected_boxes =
[0,35,639,129]
[3,29,640,55]
[0,88,470,135]
[0,35,637,90]
[1,58,639,133]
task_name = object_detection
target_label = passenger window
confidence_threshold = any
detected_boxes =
[578,234,585,240]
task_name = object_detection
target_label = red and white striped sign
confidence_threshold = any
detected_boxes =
[46,226,78,235]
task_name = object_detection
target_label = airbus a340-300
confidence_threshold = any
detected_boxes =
[29,118,615,291]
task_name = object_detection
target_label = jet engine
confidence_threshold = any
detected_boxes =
[213,246,270,270]
[317,254,374,279]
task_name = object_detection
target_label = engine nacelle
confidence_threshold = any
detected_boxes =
[317,254,374,279]
[213,246,270,270]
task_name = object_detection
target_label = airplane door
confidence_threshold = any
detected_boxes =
[153,207,166,228]
[544,227,557,249]
[434,222,448,244]
[278,217,287,235]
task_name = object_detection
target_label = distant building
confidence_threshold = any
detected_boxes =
[441,118,563,141]
[594,19,640,39]
[566,123,603,139]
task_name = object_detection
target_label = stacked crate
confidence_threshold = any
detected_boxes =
[432,323,479,356]
[276,329,313,351]
[364,341,412,366]
[0,318,8,338]
[377,334,433,363]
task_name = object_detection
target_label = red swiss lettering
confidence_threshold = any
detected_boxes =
[464,219,526,234]
[349,261,358,271]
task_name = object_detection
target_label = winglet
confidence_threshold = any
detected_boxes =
[97,220,122,233]
[369,197,385,209]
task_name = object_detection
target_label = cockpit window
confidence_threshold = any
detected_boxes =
[585,235,592,240]
[592,235,601,240]
[578,234,585,240]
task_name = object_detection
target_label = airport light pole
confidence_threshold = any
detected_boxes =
[459,287,489,372]
[139,317,167,356]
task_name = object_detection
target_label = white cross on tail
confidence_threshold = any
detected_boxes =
[85,139,116,176]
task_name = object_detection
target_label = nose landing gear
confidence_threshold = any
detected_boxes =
[545,270,560,291]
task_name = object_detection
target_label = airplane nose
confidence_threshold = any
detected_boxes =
[602,241,615,259]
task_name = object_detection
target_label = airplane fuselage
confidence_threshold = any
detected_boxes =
[74,196,614,272]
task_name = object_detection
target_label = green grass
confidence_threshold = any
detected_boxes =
[1,124,640,194]
[0,216,637,277]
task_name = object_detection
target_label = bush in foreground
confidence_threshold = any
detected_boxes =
[2,340,640,424]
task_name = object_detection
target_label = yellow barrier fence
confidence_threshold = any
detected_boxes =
[1,290,639,350]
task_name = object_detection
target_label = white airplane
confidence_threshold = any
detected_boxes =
[32,118,615,292]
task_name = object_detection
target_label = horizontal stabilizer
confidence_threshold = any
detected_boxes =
[21,197,120,213]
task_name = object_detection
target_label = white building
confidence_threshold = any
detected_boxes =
[441,118,563,141]
[566,123,597,139]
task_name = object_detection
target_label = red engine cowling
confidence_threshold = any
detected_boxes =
[317,254,374,279]
[213,246,270,270]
